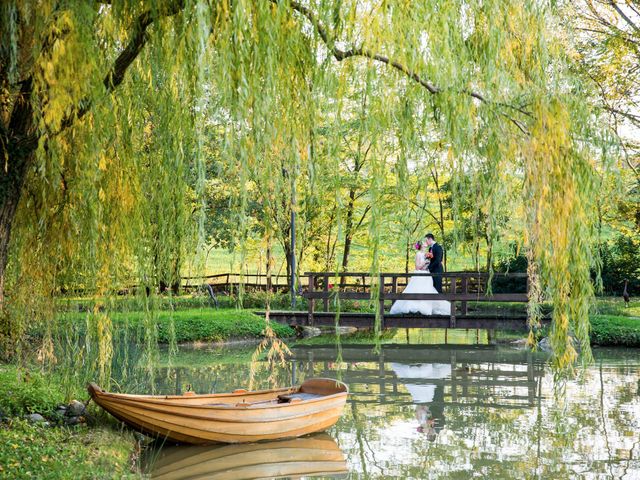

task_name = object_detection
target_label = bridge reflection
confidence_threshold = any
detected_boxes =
[291,344,546,411]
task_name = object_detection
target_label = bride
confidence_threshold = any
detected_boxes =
[389,241,451,316]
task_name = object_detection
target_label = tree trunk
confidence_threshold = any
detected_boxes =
[0,190,22,310]
[0,78,35,313]
[284,241,292,294]
[485,236,493,272]
[0,75,36,358]
[430,165,447,271]
[340,188,356,285]
[405,236,410,274]
[0,141,33,358]
[266,237,272,292]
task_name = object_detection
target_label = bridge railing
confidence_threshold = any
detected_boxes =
[304,271,529,327]
[182,273,307,293]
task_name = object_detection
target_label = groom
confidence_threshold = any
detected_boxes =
[425,233,444,293]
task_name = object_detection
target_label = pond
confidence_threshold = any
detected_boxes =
[130,332,640,479]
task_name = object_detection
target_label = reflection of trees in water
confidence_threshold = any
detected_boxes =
[297,346,639,478]
[349,401,385,477]
[97,343,639,478]
[433,365,640,478]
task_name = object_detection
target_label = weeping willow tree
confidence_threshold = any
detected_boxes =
[0,0,609,370]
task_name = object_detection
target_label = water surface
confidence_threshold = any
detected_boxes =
[136,335,640,479]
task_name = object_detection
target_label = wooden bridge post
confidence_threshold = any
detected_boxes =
[449,274,457,328]
[307,273,315,326]
[323,273,329,312]
[308,351,315,376]
[461,276,468,316]
[291,361,297,385]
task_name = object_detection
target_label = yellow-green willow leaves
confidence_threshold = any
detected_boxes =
[0,0,614,372]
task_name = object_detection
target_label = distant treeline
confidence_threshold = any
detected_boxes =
[492,234,639,296]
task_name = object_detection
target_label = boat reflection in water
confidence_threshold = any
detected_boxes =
[142,433,348,480]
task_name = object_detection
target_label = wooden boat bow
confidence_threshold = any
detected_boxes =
[88,378,348,444]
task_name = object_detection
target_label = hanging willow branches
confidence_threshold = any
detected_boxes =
[0,0,613,370]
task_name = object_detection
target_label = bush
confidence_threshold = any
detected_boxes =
[153,310,295,343]
[490,234,640,297]
[491,253,528,294]
[589,315,640,347]
[598,235,640,296]
[0,367,66,416]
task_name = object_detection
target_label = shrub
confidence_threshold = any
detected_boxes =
[598,235,640,296]
[154,310,295,343]
[589,315,640,347]
[0,367,66,416]
[491,253,528,294]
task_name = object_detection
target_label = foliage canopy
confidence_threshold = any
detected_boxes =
[0,0,623,370]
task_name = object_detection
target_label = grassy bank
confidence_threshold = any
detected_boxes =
[55,308,295,344]
[589,315,640,347]
[119,309,295,343]
[0,366,137,479]
[57,294,639,346]
[581,298,639,347]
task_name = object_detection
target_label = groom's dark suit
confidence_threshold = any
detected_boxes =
[429,243,444,293]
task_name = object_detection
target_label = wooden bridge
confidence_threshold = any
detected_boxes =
[265,271,548,331]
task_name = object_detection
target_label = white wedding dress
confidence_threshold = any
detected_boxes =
[389,251,451,316]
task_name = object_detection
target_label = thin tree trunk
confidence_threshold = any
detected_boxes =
[0,191,22,309]
[485,235,493,272]
[266,235,272,292]
[405,236,410,274]
[340,188,356,284]
[430,166,447,270]
[324,213,334,271]
[284,241,292,293]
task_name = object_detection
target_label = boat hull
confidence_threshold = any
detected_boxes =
[88,378,348,444]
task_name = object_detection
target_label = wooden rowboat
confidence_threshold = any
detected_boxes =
[87,378,348,444]
[142,433,348,479]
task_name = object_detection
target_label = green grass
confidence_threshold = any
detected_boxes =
[149,309,295,343]
[0,366,136,480]
[57,308,295,344]
[0,421,136,480]
[0,367,73,417]
[589,315,640,347]
[593,298,640,317]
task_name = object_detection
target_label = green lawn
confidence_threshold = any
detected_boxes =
[57,308,295,344]
[589,315,640,347]
[54,295,639,346]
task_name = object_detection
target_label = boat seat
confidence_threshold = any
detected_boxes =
[277,392,323,403]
